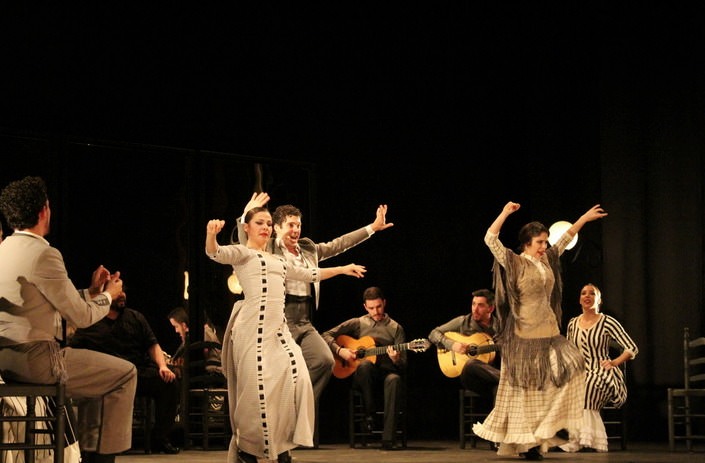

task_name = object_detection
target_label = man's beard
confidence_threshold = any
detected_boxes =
[112,301,126,313]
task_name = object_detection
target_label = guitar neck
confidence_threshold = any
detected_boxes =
[467,344,501,356]
[363,342,411,357]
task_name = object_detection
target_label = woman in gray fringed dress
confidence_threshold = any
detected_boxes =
[472,201,607,460]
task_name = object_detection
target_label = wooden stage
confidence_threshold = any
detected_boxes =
[119,440,703,463]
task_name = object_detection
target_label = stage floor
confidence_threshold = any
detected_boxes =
[119,440,703,463]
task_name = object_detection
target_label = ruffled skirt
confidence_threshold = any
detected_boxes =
[559,409,608,452]
[472,336,585,457]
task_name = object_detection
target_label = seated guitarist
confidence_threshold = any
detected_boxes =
[321,286,406,451]
[428,288,501,404]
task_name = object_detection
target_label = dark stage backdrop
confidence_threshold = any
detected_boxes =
[3,132,703,445]
[0,137,317,357]
[2,3,705,446]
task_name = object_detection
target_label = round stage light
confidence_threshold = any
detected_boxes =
[228,272,243,294]
[548,221,578,250]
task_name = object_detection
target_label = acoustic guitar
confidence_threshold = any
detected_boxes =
[332,335,431,379]
[436,331,500,378]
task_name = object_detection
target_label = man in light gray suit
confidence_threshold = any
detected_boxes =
[238,192,393,448]
[0,176,137,463]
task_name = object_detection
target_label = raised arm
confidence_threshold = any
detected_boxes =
[206,219,226,255]
[488,201,521,234]
[87,264,122,300]
[370,204,394,232]
[565,204,608,238]
[241,192,270,221]
[319,263,366,280]
[237,193,270,244]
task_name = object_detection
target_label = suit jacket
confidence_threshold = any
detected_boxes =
[0,232,111,346]
[237,222,371,308]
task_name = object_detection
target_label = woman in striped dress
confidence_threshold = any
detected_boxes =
[562,283,638,452]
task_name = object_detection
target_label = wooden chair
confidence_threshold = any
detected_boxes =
[131,395,155,453]
[0,381,66,463]
[600,345,628,451]
[601,402,627,450]
[667,327,705,451]
[348,386,407,449]
[184,340,230,450]
[458,389,493,449]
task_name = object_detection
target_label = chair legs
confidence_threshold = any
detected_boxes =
[186,388,230,450]
[459,389,491,449]
[348,388,406,448]
[668,389,675,451]
[132,396,154,453]
[668,388,705,452]
[601,404,627,450]
[667,327,705,452]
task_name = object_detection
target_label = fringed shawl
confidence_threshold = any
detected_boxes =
[491,246,582,389]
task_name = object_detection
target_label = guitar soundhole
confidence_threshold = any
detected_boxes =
[466,345,478,356]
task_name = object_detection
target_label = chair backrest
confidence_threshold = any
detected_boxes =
[188,340,226,388]
[0,379,67,463]
[683,327,705,389]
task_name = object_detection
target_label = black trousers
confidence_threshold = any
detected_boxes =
[460,359,500,404]
[137,367,180,441]
[353,360,403,442]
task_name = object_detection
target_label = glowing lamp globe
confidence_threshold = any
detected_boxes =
[228,272,243,294]
[548,221,578,250]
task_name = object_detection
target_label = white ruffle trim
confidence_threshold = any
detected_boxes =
[559,409,609,452]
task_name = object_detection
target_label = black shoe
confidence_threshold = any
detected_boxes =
[364,415,374,434]
[381,440,394,450]
[277,450,292,463]
[237,450,258,463]
[155,439,181,454]
[519,446,543,460]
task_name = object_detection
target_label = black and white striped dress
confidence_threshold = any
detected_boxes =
[565,313,638,409]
